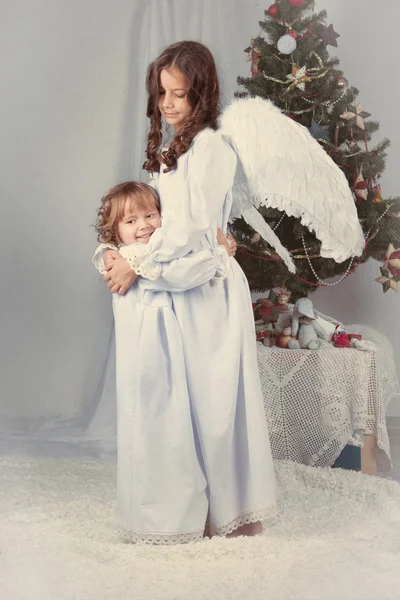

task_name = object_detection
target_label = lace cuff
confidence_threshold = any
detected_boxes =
[105,243,230,283]
[119,244,162,281]
[92,243,118,275]
[212,245,231,280]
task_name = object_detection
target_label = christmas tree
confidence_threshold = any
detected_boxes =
[232,0,400,299]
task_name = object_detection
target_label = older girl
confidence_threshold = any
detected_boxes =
[99,41,276,544]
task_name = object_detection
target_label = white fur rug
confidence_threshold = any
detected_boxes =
[1,454,400,600]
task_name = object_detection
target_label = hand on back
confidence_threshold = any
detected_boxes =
[217,228,237,257]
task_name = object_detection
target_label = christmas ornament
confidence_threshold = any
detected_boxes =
[341,103,371,130]
[267,3,280,17]
[372,192,383,204]
[308,119,330,142]
[288,0,305,6]
[336,76,348,89]
[381,243,400,278]
[317,23,340,47]
[244,39,261,77]
[370,182,383,203]
[375,244,400,292]
[351,171,368,202]
[375,271,399,293]
[286,64,312,91]
[277,34,297,54]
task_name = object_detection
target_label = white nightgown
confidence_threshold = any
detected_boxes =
[94,127,276,544]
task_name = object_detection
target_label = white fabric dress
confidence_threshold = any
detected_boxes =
[93,128,276,544]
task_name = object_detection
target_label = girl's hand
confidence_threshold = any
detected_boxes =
[103,257,138,295]
[217,228,237,257]
[226,234,237,257]
[104,249,121,271]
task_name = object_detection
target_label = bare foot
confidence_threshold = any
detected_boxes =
[226,521,263,538]
[244,521,263,536]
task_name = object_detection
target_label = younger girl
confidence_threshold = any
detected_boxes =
[97,41,276,544]
[94,181,236,287]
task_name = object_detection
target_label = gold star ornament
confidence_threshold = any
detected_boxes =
[286,64,312,91]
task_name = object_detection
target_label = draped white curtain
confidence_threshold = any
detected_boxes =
[1,0,399,439]
[87,0,269,442]
[0,0,263,436]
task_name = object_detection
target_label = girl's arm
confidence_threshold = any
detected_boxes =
[130,132,237,278]
[92,240,232,294]
[135,228,236,292]
[129,246,230,293]
[103,132,237,292]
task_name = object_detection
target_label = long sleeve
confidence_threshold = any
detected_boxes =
[130,247,230,293]
[92,241,230,292]
[127,131,237,281]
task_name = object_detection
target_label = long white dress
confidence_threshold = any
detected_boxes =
[94,127,276,544]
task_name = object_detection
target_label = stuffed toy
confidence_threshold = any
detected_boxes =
[254,290,290,326]
[284,297,332,350]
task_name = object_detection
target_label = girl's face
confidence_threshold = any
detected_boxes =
[118,199,161,245]
[158,67,193,133]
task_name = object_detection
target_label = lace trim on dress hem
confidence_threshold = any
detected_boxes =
[117,526,204,545]
[211,504,277,537]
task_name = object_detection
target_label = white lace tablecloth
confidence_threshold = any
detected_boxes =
[258,324,399,472]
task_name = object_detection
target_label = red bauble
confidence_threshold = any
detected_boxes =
[267,3,280,17]
[288,0,305,6]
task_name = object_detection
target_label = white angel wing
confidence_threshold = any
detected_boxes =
[220,97,365,272]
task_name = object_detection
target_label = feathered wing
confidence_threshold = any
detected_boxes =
[220,97,365,273]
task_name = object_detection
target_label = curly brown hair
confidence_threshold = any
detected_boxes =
[95,181,160,246]
[143,41,220,174]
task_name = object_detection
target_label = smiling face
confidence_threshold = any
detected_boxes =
[158,67,193,133]
[117,198,162,245]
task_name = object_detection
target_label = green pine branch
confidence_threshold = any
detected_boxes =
[231,0,399,297]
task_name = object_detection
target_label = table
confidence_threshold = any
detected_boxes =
[257,325,399,474]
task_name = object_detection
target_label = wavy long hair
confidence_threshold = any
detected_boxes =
[143,41,220,174]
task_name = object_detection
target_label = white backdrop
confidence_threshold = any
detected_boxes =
[1,0,399,433]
